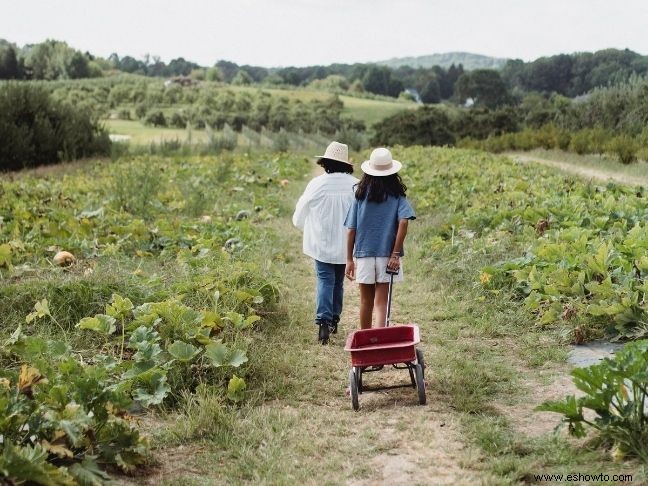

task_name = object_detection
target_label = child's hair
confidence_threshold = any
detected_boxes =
[317,158,354,174]
[355,173,407,202]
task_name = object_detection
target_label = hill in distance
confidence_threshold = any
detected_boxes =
[378,51,508,70]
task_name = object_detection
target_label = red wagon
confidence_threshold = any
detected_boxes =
[344,272,426,410]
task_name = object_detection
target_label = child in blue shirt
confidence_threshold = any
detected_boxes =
[344,148,415,329]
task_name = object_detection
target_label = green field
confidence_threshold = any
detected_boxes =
[229,86,417,126]
[104,119,206,144]
[1,146,645,484]
[104,86,416,144]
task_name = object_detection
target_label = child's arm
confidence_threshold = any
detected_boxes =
[345,228,356,280]
[387,219,409,271]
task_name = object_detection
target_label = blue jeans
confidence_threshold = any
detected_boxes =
[315,260,345,324]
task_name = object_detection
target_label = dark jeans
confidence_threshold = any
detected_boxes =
[315,260,345,324]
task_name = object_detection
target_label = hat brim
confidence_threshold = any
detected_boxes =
[360,159,402,176]
[315,156,353,166]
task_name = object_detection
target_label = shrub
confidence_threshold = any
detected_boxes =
[371,106,455,146]
[606,134,638,164]
[568,129,591,154]
[134,102,148,119]
[144,110,167,127]
[0,82,110,170]
[206,125,237,152]
[272,129,290,152]
[170,111,187,128]
[118,108,131,120]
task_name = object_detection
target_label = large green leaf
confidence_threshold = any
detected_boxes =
[204,341,247,368]
[204,341,229,366]
[228,349,248,368]
[132,370,170,407]
[106,293,134,319]
[167,341,200,362]
[227,375,246,402]
[0,441,75,485]
[69,457,111,486]
[77,315,117,335]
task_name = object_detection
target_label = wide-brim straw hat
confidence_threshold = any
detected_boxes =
[315,141,352,166]
[361,147,402,176]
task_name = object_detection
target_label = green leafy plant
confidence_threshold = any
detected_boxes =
[0,329,148,484]
[537,340,648,462]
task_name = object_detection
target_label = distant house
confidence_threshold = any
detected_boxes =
[164,76,199,88]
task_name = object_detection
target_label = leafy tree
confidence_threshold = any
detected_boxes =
[371,107,455,146]
[0,83,110,170]
[22,40,93,80]
[231,70,253,86]
[455,69,511,108]
[362,65,403,97]
[206,66,222,82]
[420,79,441,104]
[165,57,198,76]
[0,43,20,79]
[308,74,349,92]
[216,60,239,83]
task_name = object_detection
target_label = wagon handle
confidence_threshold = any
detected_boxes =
[385,271,396,327]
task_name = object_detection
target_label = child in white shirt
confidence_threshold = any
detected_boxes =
[293,142,359,344]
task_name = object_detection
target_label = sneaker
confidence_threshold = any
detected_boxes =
[318,321,330,345]
[329,317,340,335]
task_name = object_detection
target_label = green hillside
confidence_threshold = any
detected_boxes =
[378,51,508,70]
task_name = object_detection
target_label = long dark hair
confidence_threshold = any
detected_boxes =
[317,158,354,174]
[355,173,407,202]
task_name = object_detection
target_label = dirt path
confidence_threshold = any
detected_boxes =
[299,280,487,485]
[509,152,648,186]
[275,169,489,484]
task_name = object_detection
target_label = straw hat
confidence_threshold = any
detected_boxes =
[361,148,402,176]
[316,141,352,166]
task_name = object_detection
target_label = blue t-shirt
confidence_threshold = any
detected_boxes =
[344,195,416,257]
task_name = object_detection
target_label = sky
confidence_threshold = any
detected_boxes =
[2,0,648,67]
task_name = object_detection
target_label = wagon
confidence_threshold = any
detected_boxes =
[344,272,426,410]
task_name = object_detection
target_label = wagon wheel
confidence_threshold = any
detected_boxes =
[416,348,425,379]
[349,368,359,411]
[415,363,426,405]
[357,367,363,394]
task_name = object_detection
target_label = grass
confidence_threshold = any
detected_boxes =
[509,148,648,184]
[103,120,208,144]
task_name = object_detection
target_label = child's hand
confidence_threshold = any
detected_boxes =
[345,260,355,281]
[387,255,400,272]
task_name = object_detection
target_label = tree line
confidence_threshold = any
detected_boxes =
[5,38,648,104]
[372,76,648,164]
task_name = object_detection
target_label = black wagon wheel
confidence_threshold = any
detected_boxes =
[357,367,363,394]
[416,348,425,379]
[349,368,359,411]
[415,363,426,405]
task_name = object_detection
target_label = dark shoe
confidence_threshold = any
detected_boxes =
[318,321,330,345]
[329,316,340,335]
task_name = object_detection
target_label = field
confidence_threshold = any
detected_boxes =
[228,86,416,126]
[101,84,415,145]
[1,147,646,484]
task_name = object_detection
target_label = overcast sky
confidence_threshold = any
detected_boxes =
[2,0,647,67]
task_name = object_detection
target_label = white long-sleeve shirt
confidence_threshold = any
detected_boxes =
[292,172,359,264]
